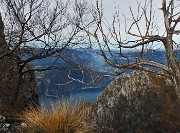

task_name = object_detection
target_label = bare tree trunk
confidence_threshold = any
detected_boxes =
[164,34,180,100]
[162,0,180,100]
[0,13,8,56]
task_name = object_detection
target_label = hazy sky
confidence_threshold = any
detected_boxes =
[90,0,162,20]
[90,0,179,42]
[0,0,179,43]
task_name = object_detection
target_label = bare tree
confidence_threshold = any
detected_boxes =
[76,0,180,99]
[0,0,87,106]
[0,0,82,74]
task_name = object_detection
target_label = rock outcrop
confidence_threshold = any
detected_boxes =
[0,13,39,118]
[89,71,180,133]
[0,114,25,132]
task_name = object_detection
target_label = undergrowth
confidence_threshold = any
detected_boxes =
[21,100,93,133]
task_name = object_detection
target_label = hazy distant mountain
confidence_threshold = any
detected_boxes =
[27,48,179,104]
[29,49,113,102]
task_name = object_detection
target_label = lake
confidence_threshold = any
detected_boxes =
[39,86,106,108]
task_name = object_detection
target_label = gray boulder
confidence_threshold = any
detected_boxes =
[89,71,180,133]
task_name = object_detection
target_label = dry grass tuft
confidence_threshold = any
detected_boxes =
[21,101,93,133]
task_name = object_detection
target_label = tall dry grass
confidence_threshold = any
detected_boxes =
[21,101,93,133]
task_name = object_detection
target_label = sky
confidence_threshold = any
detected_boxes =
[0,0,179,48]
[88,0,179,47]
[97,0,161,20]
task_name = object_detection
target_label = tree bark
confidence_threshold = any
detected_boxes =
[0,13,8,59]
[164,34,180,100]
[162,0,180,100]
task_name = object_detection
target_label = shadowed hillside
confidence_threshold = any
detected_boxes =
[0,13,38,119]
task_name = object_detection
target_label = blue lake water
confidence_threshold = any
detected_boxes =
[39,87,105,107]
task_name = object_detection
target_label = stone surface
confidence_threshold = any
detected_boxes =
[89,71,180,133]
[0,115,10,132]
[0,115,5,123]
[0,114,22,133]
[20,122,28,128]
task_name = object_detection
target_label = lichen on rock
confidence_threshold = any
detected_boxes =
[89,70,180,133]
